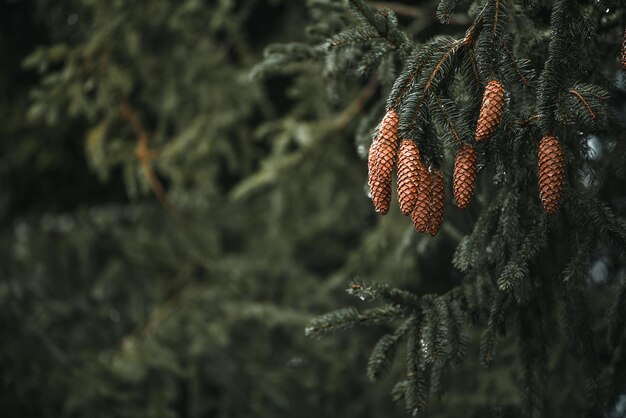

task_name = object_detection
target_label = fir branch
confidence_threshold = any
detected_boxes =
[404,321,428,415]
[560,235,593,284]
[387,40,444,110]
[480,293,510,367]
[326,26,383,50]
[436,0,458,24]
[560,83,610,130]
[347,281,421,310]
[331,78,379,131]
[453,187,508,273]
[536,0,586,133]
[491,0,503,36]
[568,88,596,121]
[501,41,532,88]
[430,94,464,146]
[367,317,415,381]
[348,0,411,56]
[399,38,463,137]
[371,1,424,18]
[497,216,547,298]
[565,192,626,254]
[305,305,401,338]
[424,39,463,91]
[118,99,171,210]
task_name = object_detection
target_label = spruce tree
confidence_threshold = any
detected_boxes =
[255,0,626,416]
[1,0,625,417]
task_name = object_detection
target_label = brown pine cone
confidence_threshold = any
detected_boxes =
[538,135,565,215]
[411,158,432,234]
[397,139,421,215]
[453,145,477,209]
[621,28,626,71]
[475,79,505,142]
[428,169,445,236]
[367,135,378,187]
[368,109,399,214]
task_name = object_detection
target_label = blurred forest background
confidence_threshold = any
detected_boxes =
[0,0,415,417]
[1,0,625,418]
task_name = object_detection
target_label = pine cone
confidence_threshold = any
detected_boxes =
[475,79,505,142]
[428,169,445,236]
[368,109,399,214]
[621,28,626,71]
[538,135,565,215]
[397,139,421,215]
[367,135,378,188]
[453,145,477,209]
[411,157,432,234]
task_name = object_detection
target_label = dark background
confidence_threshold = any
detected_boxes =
[1,1,625,417]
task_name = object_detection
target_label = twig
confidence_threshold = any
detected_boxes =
[371,1,424,18]
[331,79,379,131]
[568,89,597,120]
[372,1,471,26]
[119,99,172,210]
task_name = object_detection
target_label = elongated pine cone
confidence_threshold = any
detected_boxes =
[453,145,477,209]
[622,29,626,71]
[538,135,565,215]
[475,79,505,141]
[411,158,432,234]
[397,139,421,215]
[368,109,399,214]
[428,169,445,236]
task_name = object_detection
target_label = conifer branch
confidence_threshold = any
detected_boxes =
[491,0,502,36]
[349,0,410,55]
[371,1,424,18]
[433,95,463,145]
[331,79,379,131]
[502,43,530,88]
[568,88,596,120]
[424,40,463,90]
[119,99,172,210]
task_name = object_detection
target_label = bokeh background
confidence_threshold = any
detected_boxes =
[0,1,428,417]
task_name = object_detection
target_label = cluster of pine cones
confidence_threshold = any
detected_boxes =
[368,79,566,235]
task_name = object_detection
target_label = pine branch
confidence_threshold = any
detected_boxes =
[118,99,172,210]
[568,88,596,120]
[305,305,401,338]
[367,317,415,381]
[349,0,411,56]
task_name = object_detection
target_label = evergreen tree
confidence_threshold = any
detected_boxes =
[255,0,626,416]
[0,0,625,418]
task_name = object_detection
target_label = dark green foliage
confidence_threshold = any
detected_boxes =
[254,0,626,416]
[2,0,626,417]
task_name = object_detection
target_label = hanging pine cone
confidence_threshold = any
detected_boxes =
[621,28,626,71]
[410,157,432,234]
[428,169,445,236]
[475,79,505,142]
[397,139,421,215]
[538,134,565,215]
[453,145,477,209]
[368,109,399,214]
